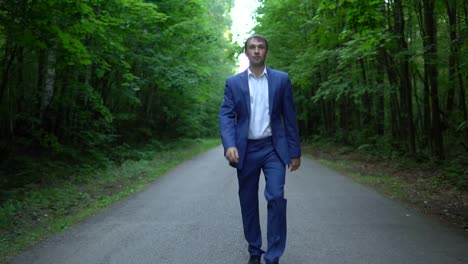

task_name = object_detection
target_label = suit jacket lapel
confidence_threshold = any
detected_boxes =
[240,70,251,115]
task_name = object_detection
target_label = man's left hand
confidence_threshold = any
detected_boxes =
[288,158,301,172]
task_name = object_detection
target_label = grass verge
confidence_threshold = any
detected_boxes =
[0,138,220,263]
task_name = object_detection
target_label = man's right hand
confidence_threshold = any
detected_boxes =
[225,147,239,163]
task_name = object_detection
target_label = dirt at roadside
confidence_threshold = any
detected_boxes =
[304,145,468,233]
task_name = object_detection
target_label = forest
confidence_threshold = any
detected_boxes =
[255,0,467,187]
[0,0,467,234]
[0,0,236,192]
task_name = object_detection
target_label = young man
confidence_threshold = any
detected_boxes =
[219,34,301,264]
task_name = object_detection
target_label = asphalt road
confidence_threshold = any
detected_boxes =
[7,146,468,264]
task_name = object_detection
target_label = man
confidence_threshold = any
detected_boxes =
[219,34,301,264]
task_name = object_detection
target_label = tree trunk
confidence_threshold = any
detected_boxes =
[422,68,432,147]
[459,0,467,139]
[383,52,401,140]
[360,59,372,127]
[0,39,17,105]
[413,0,432,149]
[375,48,385,136]
[394,0,416,154]
[422,0,444,159]
[445,0,458,116]
[340,96,350,144]
[0,38,18,139]
[40,48,56,119]
[325,100,331,134]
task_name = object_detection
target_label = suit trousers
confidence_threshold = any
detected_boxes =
[237,136,287,264]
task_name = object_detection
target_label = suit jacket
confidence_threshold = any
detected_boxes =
[219,68,301,170]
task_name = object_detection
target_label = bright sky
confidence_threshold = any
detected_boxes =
[230,0,261,71]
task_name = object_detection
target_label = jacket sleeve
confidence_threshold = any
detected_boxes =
[219,79,237,154]
[282,74,301,159]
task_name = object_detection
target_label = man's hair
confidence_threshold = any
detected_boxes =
[244,34,269,51]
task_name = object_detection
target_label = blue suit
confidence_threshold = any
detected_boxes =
[219,68,301,263]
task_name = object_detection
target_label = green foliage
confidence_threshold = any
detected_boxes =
[443,159,468,189]
[0,0,234,158]
[0,200,16,230]
[254,0,468,168]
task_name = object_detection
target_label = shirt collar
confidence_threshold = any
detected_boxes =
[248,67,268,79]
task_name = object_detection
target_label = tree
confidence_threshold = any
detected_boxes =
[253,0,467,162]
[0,0,235,187]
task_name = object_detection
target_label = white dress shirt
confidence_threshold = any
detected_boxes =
[248,68,272,139]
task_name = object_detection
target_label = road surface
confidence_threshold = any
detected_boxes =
[7,146,468,264]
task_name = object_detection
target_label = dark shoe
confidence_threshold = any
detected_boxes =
[248,255,261,264]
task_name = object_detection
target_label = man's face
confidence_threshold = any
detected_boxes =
[245,38,268,67]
